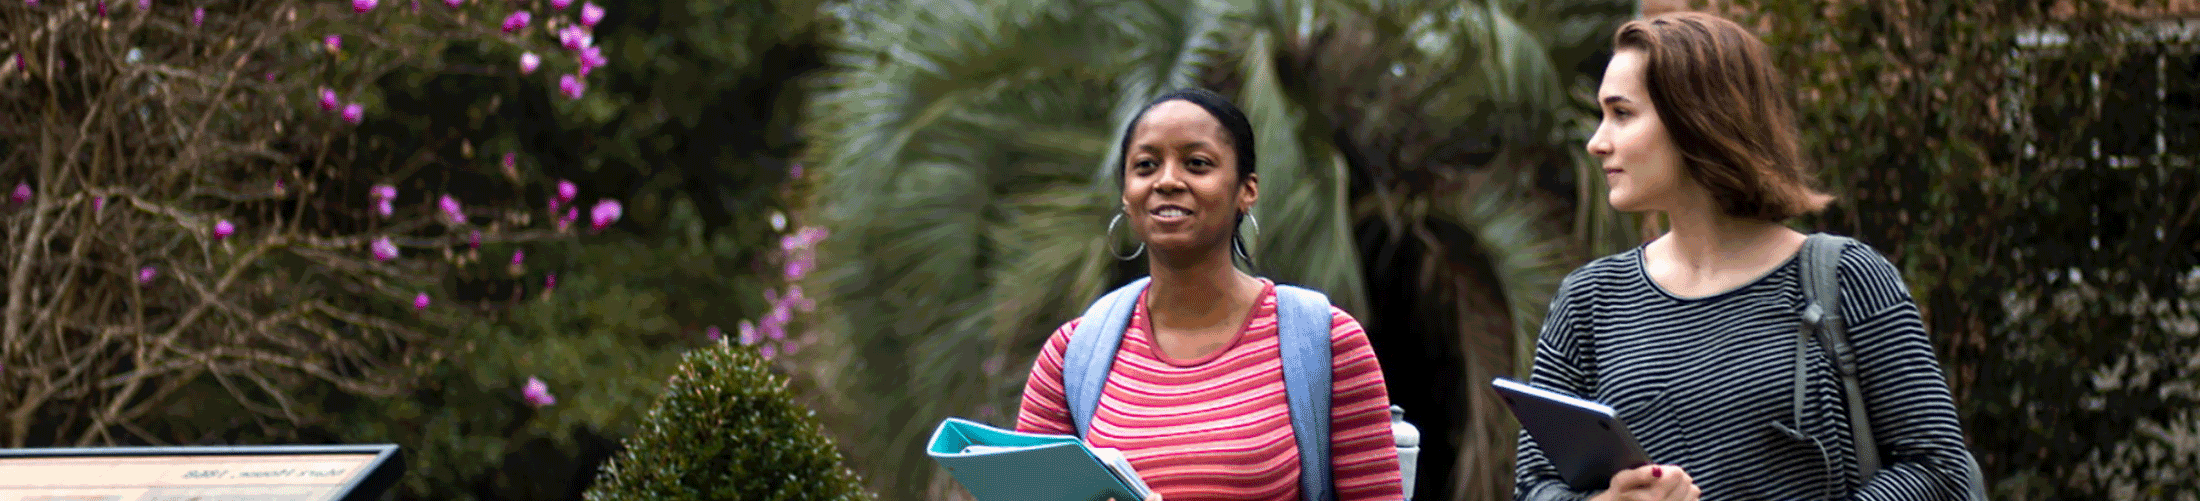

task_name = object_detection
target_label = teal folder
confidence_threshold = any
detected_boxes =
[926,417,1153,501]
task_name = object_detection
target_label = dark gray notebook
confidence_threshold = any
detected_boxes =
[1493,377,1652,491]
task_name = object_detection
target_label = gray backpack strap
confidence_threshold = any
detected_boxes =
[1065,277,1150,438]
[1800,234,1882,479]
[1803,235,1992,499]
[1274,284,1336,501]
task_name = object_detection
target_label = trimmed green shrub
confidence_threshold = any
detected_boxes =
[583,342,871,501]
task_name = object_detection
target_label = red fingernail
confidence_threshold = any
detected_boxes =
[1652,466,1663,478]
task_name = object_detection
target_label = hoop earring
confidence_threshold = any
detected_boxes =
[1106,212,1145,261]
[1231,212,1259,262]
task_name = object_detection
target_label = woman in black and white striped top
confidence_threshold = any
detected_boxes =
[1514,12,1979,501]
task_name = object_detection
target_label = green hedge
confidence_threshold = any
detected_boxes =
[583,341,870,501]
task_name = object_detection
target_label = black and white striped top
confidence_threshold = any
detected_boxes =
[1515,239,1976,500]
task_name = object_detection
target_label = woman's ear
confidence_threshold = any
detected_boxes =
[1237,172,1259,213]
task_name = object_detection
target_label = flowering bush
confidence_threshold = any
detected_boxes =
[2,0,837,498]
[0,0,619,448]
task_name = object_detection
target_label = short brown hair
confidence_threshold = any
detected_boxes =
[1614,12,1832,221]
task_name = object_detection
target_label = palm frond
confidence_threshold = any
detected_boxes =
[1237,31,1370,313]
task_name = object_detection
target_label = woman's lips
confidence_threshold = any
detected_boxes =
[1149,205,1193,223]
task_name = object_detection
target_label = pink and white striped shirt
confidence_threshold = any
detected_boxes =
[1017,280,1405,501]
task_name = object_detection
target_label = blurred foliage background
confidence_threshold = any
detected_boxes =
[2,0,2196,500]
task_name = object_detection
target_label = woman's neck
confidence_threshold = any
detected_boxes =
[1647,203,1804,294]
[1145,249,1259,332]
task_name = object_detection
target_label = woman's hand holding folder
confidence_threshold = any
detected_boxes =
[1590,464,1699,501]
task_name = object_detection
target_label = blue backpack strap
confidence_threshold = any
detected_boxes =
[1275,284,1337,501]
[1065,277,1150,438]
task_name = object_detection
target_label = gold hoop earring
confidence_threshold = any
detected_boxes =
[1106,212,1145,261]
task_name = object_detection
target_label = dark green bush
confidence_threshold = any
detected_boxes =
[583,342,871,501]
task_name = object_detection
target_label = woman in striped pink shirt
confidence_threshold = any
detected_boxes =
[1015,88,1406,501]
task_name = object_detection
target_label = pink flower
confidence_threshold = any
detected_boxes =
[521,376,556,407]
[413,292,431,310]
[558,74,585,100]
[8,182,27,204]
[518,52,540,75]
[784,255,815,283]
[555,179,577,203]
[503,152,518,170]
[558,26,590,51]
[26,0,37,7]
[136,0,146,10]
[213,219,234,239]
[549,0,568,10]
[579,2,603,26]
[341,103,364,124]
[737,320,757,345]
[500,10,530,33]
[764,309,789,341]
[589,200,621,231]
[92,197,105,213]
[544,273,556,291]
[370,184,396,217]
[352,0,374,13]
[274,178,287,194]
[705,325,722,341]
[191,7,203,26]
[443,0,460,7]
[96,1,105,16]
[371,236,398,261]
[324,35,341,52]
[469,230,482,249]
[318,87,339,111]
[138,266,157,285]
[577,46,605,76]
[790,163,804,179]
[264,71,275,82]
[438,194,463,224]
[510,249,525,265]
[760,345,777,359]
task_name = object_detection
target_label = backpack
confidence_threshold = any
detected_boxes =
[1796,234,1988,500]
[1062,277,1422,501]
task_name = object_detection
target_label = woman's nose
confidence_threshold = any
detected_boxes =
[1586,127,1613,157]
[1153,162,1189,193]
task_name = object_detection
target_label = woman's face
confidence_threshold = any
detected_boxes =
[1588,49,1694,214]
[1121,100,1257,259]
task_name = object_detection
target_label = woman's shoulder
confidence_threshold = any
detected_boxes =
[1043,316,1084,351]
[1821,234,1914,300]
[1555,246,1647,297]
[1827,235,1900,273]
